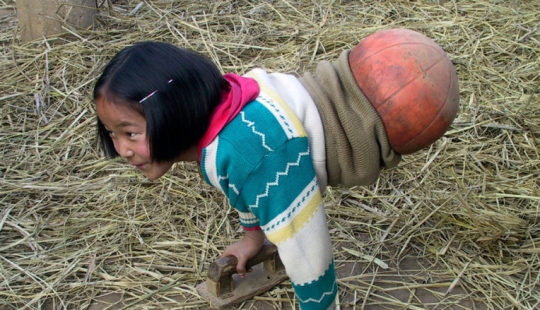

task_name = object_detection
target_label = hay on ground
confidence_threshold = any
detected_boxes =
[1,0,539,309]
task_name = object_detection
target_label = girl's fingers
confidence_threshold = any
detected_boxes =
[236,257,247,276]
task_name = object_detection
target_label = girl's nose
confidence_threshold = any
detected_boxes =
[122,149,135,158]
[116,140,134,158]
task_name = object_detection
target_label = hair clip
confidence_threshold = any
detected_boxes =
[139,79,173,103]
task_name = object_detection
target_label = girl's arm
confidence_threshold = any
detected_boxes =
[199,97,337,309]
[221,229,265,276]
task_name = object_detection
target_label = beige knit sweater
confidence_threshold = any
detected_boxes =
[300,50,401,187]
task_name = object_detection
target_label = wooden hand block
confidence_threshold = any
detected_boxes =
[196,241,289,309]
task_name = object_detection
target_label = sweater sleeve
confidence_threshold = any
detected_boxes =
[199,78,337,308]
[238,137,337,310]
[201,135,337,309]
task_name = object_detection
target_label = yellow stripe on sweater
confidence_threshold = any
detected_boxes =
[245,71,306,137]
[264,191,323,244]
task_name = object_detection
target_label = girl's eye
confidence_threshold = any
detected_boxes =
[127,132,137,138]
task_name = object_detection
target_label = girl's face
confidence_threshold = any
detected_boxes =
[96,98,177,180]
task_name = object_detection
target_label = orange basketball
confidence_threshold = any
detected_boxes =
[349,28,459,154]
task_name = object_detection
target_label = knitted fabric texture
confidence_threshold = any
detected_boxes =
[200,69,337,309]
[300,50,401,187]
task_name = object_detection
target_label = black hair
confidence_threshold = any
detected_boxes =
[94,41,226,162]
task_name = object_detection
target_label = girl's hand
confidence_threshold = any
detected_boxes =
[222,230,266,277]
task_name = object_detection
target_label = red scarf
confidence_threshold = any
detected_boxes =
[197,73,260,157]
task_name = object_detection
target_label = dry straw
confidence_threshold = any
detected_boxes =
[1,0,539,309]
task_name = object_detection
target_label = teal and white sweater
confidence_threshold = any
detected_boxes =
[200,69,337,309]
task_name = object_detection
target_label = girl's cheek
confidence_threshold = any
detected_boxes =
[135,141,152,159]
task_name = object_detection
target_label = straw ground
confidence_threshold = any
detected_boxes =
[1,0,539,309]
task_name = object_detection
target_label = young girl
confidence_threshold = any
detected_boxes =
[94,40,426,309]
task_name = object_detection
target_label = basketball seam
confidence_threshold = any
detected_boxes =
[354,42,441,67]
[380,51,445,108]
[400,59,455,152]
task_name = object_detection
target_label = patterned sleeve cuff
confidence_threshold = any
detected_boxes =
[237,209,260,229]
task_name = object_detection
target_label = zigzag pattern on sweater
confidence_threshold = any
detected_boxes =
[240,111,273,151]
[249,149,310,210]
[217,174,239,195]
[262,177,318,233]
[297,282,338,304]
